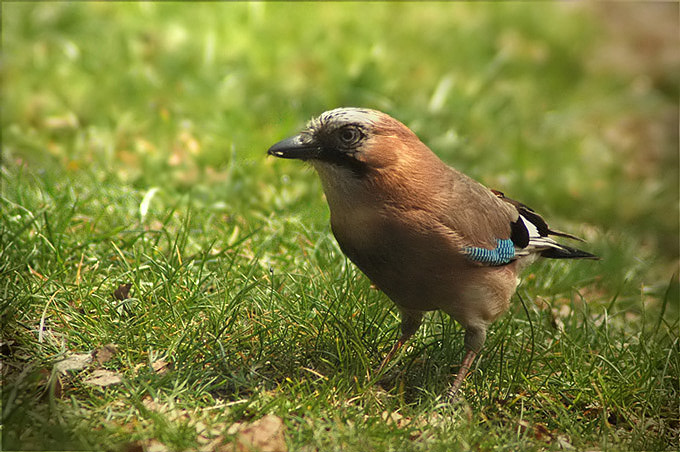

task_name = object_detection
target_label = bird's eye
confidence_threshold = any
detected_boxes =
[337,126,362,146]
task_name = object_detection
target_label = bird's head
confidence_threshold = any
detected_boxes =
[267,108,423,176]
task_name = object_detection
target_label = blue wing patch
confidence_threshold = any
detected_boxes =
[464,239,516,265]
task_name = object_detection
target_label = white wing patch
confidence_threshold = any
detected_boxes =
[519,214,541,239]
[515,213,565,256]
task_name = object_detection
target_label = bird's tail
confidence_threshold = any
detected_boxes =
[539,243,599,260]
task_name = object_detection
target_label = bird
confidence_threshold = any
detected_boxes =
[267,107,598,398]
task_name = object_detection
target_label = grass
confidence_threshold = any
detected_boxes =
[2,2,678,451]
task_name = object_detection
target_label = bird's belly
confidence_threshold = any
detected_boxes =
[330,210,519,327]
[330,213,467,312]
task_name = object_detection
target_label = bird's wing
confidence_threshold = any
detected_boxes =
[435,170,592,266]
[434,171,520,266]
[490,190,597,261]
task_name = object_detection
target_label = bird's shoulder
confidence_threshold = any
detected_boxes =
[432,167,519,249]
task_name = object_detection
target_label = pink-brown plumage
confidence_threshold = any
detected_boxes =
[268,107,597,398]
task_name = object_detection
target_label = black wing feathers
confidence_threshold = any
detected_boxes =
[491,189,586,242]
[510,218,530,248]
[540,244,599,260]
[491,189,599,260]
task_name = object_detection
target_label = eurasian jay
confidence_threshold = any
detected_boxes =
[267,107,597,397]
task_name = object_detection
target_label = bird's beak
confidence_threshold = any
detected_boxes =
[267,135,321,160]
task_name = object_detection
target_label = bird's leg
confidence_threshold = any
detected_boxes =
[375,309,422,375]
[447,349,477,399]
[375,334,408,375]
[447,325,486,399]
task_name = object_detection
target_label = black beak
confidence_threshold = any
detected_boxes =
[267,135,321,160]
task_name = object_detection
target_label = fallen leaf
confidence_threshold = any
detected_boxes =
[195,420,227,451]
[51,373,64,399]
[141,397,193,423]
[550,308,565,331]
[84,369,122,386]
[555,434,574,450]
[517,419,555,443]
[152,359,170,374]
[54,353,92,373]
[93,343,118,365]
[226,422,244,436]
[142,397,167,413]
[123,442,145,452]
[235,415,287,452]
[113,283,132,301]
[144,439,169,452]
[380,411,407,427]
[533,422,553,442]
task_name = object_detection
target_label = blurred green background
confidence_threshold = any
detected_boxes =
[2,2,678,450]
[4,2,677,269]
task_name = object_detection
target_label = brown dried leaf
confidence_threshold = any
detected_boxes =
[152,359,170,374]
[555,434,574,449]
[380,411,408,427]
[533,423,553,442]
[195,420,227,451]
[54,353,92,373]
[142,397,168,413]
[145,439,169,452]
[226,422,244,436]
[517,419,555,443]
[235,415,287,452]
[84,369,122,387]
[123,441,145,452]
[49,372,64,399]
[93,343,118,365]
[113,283,132,301]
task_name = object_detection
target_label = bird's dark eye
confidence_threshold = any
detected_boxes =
[337,126,363,146]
